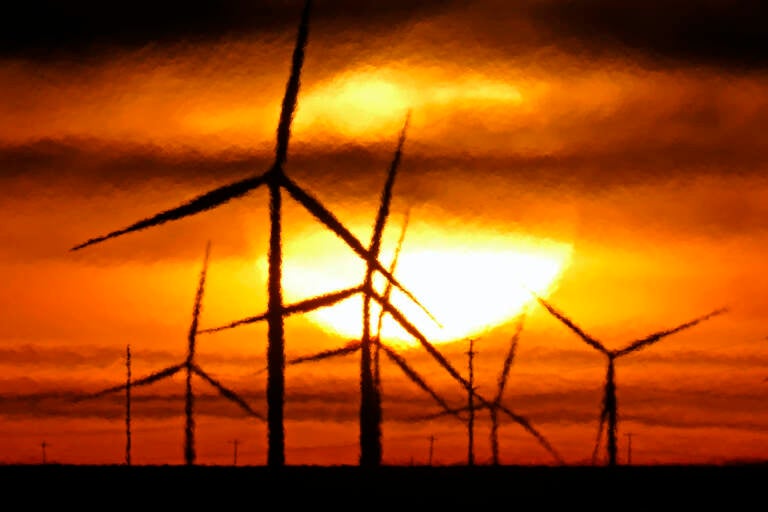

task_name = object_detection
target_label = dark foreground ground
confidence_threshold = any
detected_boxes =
[1,463,765,507]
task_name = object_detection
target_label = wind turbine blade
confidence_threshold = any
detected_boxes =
[495,402,565,465]
[369,112,411,261]
[255,342,361,375]
[75,364,185,401]
[374,209,411,341]
[274,0,312,167]
[614,307,729,357]
[188,242,211,357]
[199,285,363,334]
[270,341,362,374]
[192,365,265,421]
[592,404,608,465]
[280,173,441,328]
[70,172,269,251]
[380,343,463,422]
[535,295,609,354]
[494,313,525,405]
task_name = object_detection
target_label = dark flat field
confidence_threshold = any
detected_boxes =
[1,463,765,506]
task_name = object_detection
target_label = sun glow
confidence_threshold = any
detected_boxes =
[269,223,573,348]
[295,67,524,139]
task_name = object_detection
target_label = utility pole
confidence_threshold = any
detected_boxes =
[126,344,132,467]
[41,441,48,465]
[230,439,240,466]
[625,432,634,466]
[428,435,435,466]
[467,338,476,467]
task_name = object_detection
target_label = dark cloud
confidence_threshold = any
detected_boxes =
[2,382,766,434]
[528,0,768,71]
[0,0,466,61]
[2,1,766,71]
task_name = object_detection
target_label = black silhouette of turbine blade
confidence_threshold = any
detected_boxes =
[368,289,561,463]
[274,0,311,167]
[280,173,441,328]
[614,307,729,358]
[494,314,525,405]
[76,363,185,400]
[192,365,265,421]
[494,402,564,465]
[70,173,270,252]
[535,296,609,355]
[369,112,411,261]
[256,341,363,375]
[380,343,463,422]
[199,285,364,334]
[374,209,410,341]
[188,242,211,358]
[591,404,608,465]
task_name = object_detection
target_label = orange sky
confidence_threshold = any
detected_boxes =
[1,0,768,466]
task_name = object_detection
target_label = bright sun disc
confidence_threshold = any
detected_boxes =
[267,223,573,349]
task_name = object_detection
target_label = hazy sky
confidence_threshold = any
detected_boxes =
[1,0,767,466]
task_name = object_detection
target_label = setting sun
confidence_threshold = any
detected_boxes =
[274,223,573,347]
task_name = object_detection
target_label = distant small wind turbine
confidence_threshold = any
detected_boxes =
[534,294,727,467]
[75,243,263,465]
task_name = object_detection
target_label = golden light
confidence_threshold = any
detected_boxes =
[268,222,573,348]
[294,67,524,140]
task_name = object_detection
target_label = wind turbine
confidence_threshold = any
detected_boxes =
[68,0,435,468]
[534,294,727,466]
[76,243,264,465]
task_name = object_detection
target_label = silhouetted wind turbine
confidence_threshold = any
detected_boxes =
[534,294,728,466]
[76,243,263,465]
[68,0,434,468]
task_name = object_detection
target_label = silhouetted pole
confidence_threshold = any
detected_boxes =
[230,439,240,466]
[467,338,476,466]
[625,432,634,465]
[41,441,48,464]
[264,0,312,470]
[428,435,435,466]
[126,344,132,466]
[606,358,618,467]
